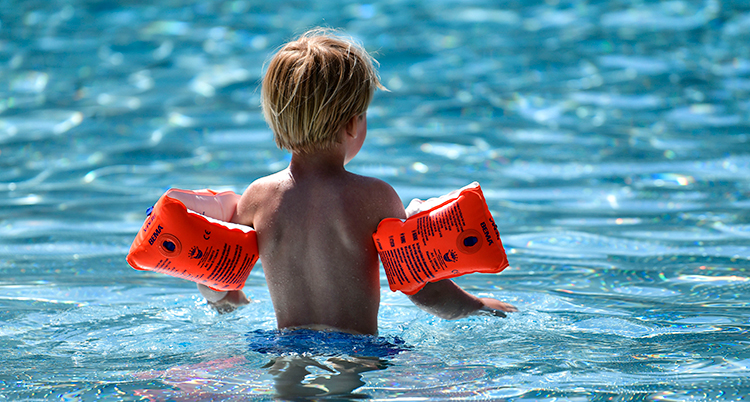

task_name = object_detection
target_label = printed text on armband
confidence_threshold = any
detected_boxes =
[395,246,422,283]
[489,216,500,241]
[199,247,218,270]
[383,250,409,285]
[207,244,231,282]
[416,217,429,245]
[434,211,445,237]
[454,204,466,231]
[480,222,494,246]
[228,249,253,286]
[382,249,406,285]
[447,210,458,233]
[148,225,163,246]
[227,252,255,286]
[215,244,241,284]
[406,243,433,281]
[426,249,448,272]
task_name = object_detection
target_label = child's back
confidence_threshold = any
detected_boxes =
[202,29,515,334]
[234,154,405,335]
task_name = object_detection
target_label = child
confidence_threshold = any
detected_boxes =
[198,28,516,335]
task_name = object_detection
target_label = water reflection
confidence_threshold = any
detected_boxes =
[2,0,750,399]
[132,344,394,400]
[246,329,408,399]
[266,355,388,400]
[133,354,389,401]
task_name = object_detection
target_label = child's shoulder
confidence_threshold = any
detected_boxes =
[238,172,288,207]
[347,172,396,194]
[245,170,289,192]
[347,173,405,219]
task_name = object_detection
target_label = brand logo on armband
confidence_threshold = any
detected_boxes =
[480,222,494,246]
[443,250,458,262]
[189,246,203,259]
[148,225,163,245]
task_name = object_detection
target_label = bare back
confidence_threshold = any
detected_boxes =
[234,164,404,335]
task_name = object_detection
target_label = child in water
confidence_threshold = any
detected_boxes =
[198,28,516,335]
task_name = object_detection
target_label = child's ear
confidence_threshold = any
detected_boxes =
[344,115,360,138]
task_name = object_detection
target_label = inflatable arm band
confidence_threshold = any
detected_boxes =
[372,182,509,295]
[126,189,259,291]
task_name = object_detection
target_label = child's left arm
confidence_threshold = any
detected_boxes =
[406,279,517,319]
[165,188,249,312]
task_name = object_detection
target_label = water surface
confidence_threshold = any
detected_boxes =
[1,0,749,400]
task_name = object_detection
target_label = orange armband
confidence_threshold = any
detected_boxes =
[126,189,259,291]
[373,182,509,295]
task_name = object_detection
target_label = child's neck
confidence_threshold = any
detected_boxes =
[288,148,348,178]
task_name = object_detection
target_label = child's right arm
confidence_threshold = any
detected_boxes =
[406,279,517,319]
[396,191,517,319]
[377,189,517,318]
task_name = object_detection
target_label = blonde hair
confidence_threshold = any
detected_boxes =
[261,28,385,153]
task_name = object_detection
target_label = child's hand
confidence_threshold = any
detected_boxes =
[478,297,517,317]
[197,283,249,314]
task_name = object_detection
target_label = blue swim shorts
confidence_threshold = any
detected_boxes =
[246,329,410,358]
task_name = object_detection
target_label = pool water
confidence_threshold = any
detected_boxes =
[2,0,749,400]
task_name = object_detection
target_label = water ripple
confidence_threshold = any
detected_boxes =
[1,0,749,400]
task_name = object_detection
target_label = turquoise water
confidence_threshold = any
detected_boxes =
[2,0,750,400]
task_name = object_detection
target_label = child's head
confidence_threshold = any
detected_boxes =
[261,28,384,154]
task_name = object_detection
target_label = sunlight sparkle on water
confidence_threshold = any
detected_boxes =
[677,275,749,283]
[2,0,750,400]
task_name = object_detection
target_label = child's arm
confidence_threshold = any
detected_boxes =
[200,177,283,313]
[166,188,248,312]
[400,190,517,318]
[407,279,517,319]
